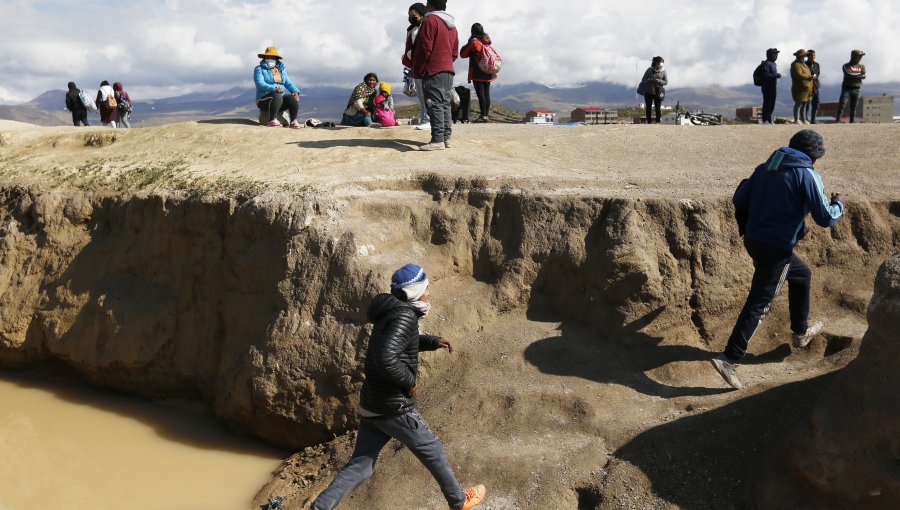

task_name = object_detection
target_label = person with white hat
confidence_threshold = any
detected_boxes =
[309,263,486,510]
[253,46,303,128]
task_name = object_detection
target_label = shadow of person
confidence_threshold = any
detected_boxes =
[524,307,788,398]
[196,118,262,126]
[288,139,421,153]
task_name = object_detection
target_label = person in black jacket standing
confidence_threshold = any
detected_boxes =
[805,50,821,124]
[759,48,781,124]
[64,82,89,126]
[310,263,486,510]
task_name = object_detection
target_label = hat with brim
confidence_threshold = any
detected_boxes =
[793,49,808,57]
[258,46,283,59]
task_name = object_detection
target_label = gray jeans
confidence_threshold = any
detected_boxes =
[310,409,467,510]
[415,78,429,124]
[422,72,454,143]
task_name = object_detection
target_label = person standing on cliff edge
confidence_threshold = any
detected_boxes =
[309,263,486,510]
[712,130,845,389]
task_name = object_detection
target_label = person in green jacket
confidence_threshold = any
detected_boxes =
[790,49,813,124]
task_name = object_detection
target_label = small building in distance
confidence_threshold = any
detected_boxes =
[525,110,557,124]
[736,106,763,123]
[571,107,618,125]
[814,95,894,123]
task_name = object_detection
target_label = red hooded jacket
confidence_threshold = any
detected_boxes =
[411,12,458,79]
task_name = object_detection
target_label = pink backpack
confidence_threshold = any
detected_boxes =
[477,43,502,74]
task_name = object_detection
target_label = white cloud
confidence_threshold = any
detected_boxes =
[0,0,897,103]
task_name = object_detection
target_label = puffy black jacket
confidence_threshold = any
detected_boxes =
[359,294,441,415]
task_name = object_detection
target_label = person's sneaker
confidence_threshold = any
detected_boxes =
[444,139,452,148]
[289,120,303,129]
[792,321,823,348]
[455,485,486,510]
[419,141,445,151]
[416,122,431,130]
[266,120,282,127]
[711,353,743,389]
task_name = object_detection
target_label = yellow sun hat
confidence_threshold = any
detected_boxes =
[258,46,283,59]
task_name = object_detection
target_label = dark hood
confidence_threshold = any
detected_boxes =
[367,293,421,323]
[764,147,814,172]
[67,81,77,90]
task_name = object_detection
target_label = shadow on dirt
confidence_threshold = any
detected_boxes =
[606,372,838,509]
[287,139,421,152]
[524,307,790,398]
[196,118,261,126]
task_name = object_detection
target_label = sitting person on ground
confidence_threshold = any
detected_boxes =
[460,23,497,123]
[96,80,118,128]
[373,82,399,127]
[254,46,303,128]
[341,73,380,127]
[113,82,133,129]
[65,81,89,126]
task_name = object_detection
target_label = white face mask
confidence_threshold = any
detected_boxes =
[410,300,431,317]
[264,59,278,69]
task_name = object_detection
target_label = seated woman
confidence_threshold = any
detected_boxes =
[341,73,380,127]
[254,46,302,128]
[373,82,399,127]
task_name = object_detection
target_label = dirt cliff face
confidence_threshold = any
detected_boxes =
[757,252,900,510]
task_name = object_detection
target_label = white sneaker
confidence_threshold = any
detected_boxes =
[419,142,445,151]
[792,321,823,348]
[711,354,743,389]
[416,122,431,130]
[444,139,451,148]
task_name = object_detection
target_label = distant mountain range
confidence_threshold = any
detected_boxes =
[3,81,898,127]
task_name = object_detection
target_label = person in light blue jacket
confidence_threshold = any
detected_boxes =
[712,130,845,389]
[254,46,302,128]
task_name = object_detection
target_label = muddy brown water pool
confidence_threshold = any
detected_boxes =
[0,371,285,510]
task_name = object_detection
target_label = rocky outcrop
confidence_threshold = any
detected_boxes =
[757,252,900,509]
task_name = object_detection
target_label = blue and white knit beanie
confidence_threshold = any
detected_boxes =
[390,263,429,302]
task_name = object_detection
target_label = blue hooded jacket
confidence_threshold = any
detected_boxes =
[254,59,300,99]
[734,147,844,252]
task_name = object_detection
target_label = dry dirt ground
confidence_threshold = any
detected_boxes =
[1,121,898,509]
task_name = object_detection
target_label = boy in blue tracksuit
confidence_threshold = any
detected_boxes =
[713,130,845,389]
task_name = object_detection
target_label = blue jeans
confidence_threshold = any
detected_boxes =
[806,91,820,123]
[723,240,811,362]
[341,111,373,126]
[310,409,467,510]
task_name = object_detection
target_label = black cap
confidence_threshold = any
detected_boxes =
[789,129,826,160]
[767,48,780,54]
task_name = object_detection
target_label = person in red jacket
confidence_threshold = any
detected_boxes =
[460,23,497,123]
[411,0,459,151]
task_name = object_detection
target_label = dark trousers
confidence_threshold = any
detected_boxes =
[473,81,491,117]
[836,87,860,122]
[71,110,89,126]
[256,92,299,123]
[422,72,453,143]
[806,90,820,123]
[723,240,811,362]
[761,85,777,123]
[310,410,467,510]
[644,94,661,123]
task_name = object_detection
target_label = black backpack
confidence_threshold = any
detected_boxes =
[752,62,766,87]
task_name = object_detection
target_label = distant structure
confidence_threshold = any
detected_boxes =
[817,96,894,123]
[570,107,618,125]
[525,110,557,124]
[736,106,763,123]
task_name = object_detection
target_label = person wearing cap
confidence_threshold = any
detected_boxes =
[712,130,845,389]
[758,48,782,124]
[309,264,487,510]
[790,49,814,124]
[253,46,303,128]
[835,49,867,123]
[805,50,821,124]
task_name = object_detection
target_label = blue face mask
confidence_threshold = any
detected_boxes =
[264,59,278,69]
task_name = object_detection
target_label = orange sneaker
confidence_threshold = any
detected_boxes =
[456,485,486,510]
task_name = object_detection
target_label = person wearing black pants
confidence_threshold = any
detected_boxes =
[460,23,497,123]
[805,50,820,124]
[757,48,781,124]
[256,92,299,126]
[640,56,667,123]
[712,130,845,390]
[65,81,89,126]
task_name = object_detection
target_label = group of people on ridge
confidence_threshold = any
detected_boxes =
[64,81,133,128]
[756,48,867,124]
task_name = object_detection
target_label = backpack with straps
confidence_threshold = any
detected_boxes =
[477,43,502,75]
[752,62,766,87]
[117,91,131,113]
[105,92,117,109]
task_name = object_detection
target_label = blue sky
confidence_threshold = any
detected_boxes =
[0,0,896,103]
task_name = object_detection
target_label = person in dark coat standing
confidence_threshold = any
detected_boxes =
[460,23,497,123]
[403,3,430,130]
[65,82,89,126]
[835,49,866,123]
[308,264,486,510]
[805,49,821,124]
[640,56,668,124]
[412,0,459,151]
[758,48,781,124]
